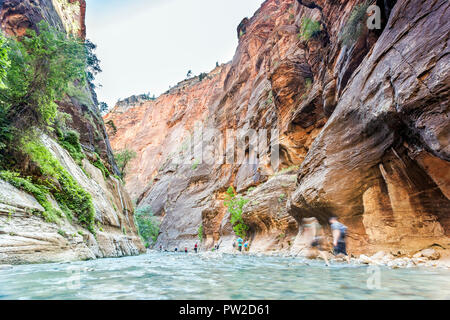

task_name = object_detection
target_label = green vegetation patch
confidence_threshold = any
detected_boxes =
[115,148,137,178]
[106,120,117,135]
[59,130,85,166]
[0,21,103,235]
[134,206,160,248]
[93,152,110,179]
[0,170,62,223]
[224,186,250,238]
[339,1,371,46]
[198,224,204,242]
[24,140,96,234]
[298,18,321,41]
[191,159,200,171]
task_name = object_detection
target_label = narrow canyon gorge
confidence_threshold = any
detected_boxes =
[0,0,448,267]
[105,0,450,260]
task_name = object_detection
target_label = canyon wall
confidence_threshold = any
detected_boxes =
[0,0,145,264]
[106,0,449,257]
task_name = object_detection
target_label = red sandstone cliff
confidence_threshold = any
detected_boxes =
[105,0,449,258]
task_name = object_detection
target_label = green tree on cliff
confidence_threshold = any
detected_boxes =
[224,186,250,238]
[298,17,321,41]
[134,206,160,247]
[99,102,109,114]
[84,39,102,89]
[0,21,88,164]
[114,148,137,178]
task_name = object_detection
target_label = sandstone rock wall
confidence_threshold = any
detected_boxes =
[0,135,144,265]
[106,0,449,257]
[290,0,450,255]
[0,0,145,264]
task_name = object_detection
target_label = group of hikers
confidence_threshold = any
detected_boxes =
[157,216,350,265]
[159,243,200,253]
[230,216,350,265]
[232,237,250,252]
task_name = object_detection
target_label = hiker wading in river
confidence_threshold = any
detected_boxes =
[329,217,351,263]
[237,237,244,252]
[302,217,329,266]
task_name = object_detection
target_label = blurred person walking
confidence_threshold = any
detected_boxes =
[302,217,329,266]
[329,217,350,263]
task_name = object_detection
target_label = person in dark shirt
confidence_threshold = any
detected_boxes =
[329,217,350,263]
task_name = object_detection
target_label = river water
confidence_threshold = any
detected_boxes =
[1,252,449,300]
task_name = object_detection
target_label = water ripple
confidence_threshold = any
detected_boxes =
[0,252,449,299]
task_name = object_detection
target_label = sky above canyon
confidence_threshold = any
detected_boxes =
[86,0,264,108]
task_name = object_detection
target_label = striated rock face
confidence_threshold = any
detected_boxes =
[107,0,449,257]
[0,0,145,264]
[104,66,230,200]
[0,135,144,265]
[241,171,299,253]
[0,0,86,38]
[289,0,450,255]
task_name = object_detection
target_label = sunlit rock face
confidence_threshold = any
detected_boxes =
[107,0,449,256]
[0,0,145,264]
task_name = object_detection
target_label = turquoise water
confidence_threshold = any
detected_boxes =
[1,252,449,300]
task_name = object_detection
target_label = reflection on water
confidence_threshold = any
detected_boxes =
[1,252,449,300]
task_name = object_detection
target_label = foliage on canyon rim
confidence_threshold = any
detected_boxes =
[135,206,160,247]
[115,148,137,178]
[224,186,250,238]
[198,72,208,82]
[339,1,371,46]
